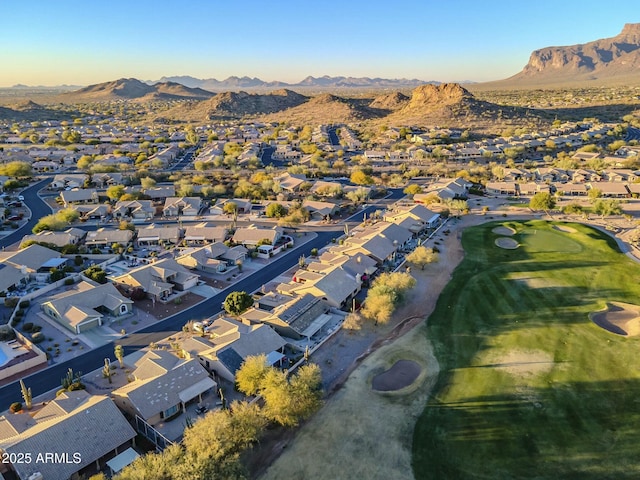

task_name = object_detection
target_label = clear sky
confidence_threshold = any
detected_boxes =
[1,0,638,87]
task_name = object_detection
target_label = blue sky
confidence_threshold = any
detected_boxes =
[0,0,637,87]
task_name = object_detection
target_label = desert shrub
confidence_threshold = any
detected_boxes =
[4,297,18,308]
[64,278,75,286]
[22,322,33,332]
[31,332,44,343]
[31,325,42,333]
[9,402,22,413]
[18,300,29,309]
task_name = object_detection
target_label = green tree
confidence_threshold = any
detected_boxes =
[236,354,269,396]
[140,177,156,190]
[265,202,288,218]
[223,291,254,316]
[529,192,556,216]
[0,161,32,177]
[405,246,439,270]
[361,272,416,325]
[350,169,374,185]
[403,184,422,196]
[114,344,124,369]
[106,185,125,201]
[84,265,107,284]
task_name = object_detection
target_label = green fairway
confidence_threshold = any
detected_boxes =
[412,220,640,480]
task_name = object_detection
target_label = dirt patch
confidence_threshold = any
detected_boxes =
[553,225,577,233]
[485,350,555,379]
[492,226,516,236]
[590,302,640,336]
[495,237,519,249]
[372,360,421,392]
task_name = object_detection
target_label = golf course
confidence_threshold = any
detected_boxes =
[413,220,640,479]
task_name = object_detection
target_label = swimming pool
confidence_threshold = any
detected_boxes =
[0,347,8,367]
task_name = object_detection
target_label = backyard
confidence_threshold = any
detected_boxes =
[413,220,640,479]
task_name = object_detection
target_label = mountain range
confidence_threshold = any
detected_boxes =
[149,75,437,91]
[498,23,640,86]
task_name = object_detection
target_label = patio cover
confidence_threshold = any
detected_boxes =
[107,447,140,475]
[177,377,217,404]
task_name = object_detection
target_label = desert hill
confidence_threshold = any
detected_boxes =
[262,93,386,124]
[489,23,640,88]
[369,91,410,110]
[61,78,214,101]
[383,83,547,129]
[159,89,309,121]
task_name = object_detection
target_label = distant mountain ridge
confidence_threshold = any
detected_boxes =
[502,23,640,86]
[150,75,439,91]
[62,78,214,101]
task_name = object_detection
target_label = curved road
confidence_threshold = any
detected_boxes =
[0,180,402,407]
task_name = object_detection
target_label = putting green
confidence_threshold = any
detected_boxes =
[517,228,583,253]
[412,220,640,479]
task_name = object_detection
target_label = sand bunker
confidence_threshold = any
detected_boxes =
[372,360,422,392]
[495,237,519,249]
[486,350,555,379]
[590,302,640,336]
[553,225,577,233]
[492,226,516,236]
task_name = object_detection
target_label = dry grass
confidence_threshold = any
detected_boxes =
[260,323,439,480]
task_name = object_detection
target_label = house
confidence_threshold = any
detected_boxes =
[183,222,228,245]
[301,200,339,220]
[113,258,199,302]
[241,293,334,340]
[555,183,588,196]
[181,319,286,382]
[351,221,413,249]
[518,183,550,196]
[232,225,283,247]
[384,204,440,233]
[60,188,99,206]
[176,243,247,273]
[136,224,183,246]
[85,228,135,249]
[486,182,518,196]
[163,197,202,217]
[277,265,362,308]
[144,185,176,202]
[147,145,180,168]
[92,172,124,188]
[273,172,308,192]
[20,227,86,249]
[588,181,630,198]
[212,198,252,215]
[111,350,216,433]
[335,234,397,265]
[313,251,378,278]
[0,391,136,480]
[42,281,133,334]
[72,203,110,221]
[0,244,66,286]
[113,200,155,222]
[50,173,87,190]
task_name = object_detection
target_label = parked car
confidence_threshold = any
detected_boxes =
[17,195,24,201]
[7,215,22,221]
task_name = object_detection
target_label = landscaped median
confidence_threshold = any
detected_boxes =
[413,220,640,479]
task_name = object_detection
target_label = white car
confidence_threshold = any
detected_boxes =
[17,195,24,201]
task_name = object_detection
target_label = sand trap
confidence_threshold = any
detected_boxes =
[553,225,577,233]
[495,237,519,249]
[590,302,640,336]
[372,360,422,392]
[486,350,555,379]
[492,226,516,236]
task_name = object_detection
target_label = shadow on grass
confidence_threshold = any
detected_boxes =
[414,378,640,480]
